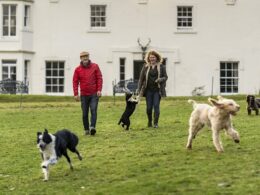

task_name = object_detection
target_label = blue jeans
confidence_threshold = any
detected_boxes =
[80,94,99,130]
[145,90,161,124]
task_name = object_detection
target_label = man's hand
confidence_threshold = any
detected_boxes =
[74,96,80,101]
[97,91,102,97]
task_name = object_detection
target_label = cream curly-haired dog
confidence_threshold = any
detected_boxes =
[186,96,240,152]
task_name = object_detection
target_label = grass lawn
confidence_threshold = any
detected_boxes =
[0,95,259,195]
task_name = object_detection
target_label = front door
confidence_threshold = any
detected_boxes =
[133,58,167,81]
[133,60,144,82]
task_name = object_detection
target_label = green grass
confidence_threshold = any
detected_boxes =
[0,95,259,195]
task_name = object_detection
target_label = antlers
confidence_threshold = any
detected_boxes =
[137,38,151,51]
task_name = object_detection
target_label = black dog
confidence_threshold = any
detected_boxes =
[37,129,82,181]
[246,95,260,115]
[118,93,139,130]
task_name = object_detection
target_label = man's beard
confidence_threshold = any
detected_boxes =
[82,60,89,66]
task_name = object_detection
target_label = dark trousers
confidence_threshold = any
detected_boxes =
[81,94,99,130]
[145,90,161,125]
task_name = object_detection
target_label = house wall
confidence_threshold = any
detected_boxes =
[1,0,260,96]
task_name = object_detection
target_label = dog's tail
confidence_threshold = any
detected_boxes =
[188,99,197,109]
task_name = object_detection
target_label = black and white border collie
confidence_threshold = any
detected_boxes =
[118,91,139,130]
[37,129,82,181]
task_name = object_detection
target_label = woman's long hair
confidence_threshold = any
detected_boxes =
[144,50,163,65]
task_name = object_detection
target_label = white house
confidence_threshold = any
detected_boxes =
[0,0,260,96]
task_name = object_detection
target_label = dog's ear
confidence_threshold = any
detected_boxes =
[44,129,48,133]
[37,132,42,143]
[246,95,250,103]
[123,87,131,94]
[217,95,224,100]
[208,98,224,108]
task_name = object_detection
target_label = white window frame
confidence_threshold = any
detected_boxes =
[119,58,126,82]
[2,60,17,80]
[24,5,31,28]
[45,61,65,93]
[2,4,17,37]
[220,61,239,94]
[24,60,30,84]
[90,5,106,28]
[87,1,111,33]
[174,5,197,34]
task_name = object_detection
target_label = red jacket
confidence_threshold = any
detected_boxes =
[73,61,103,96]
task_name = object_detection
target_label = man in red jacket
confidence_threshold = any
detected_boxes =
[73,51,103,135]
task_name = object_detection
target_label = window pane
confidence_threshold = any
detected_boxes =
[227,79,232,85]
[46,62,51,69]
[120,74,125,81]
[233,70,238,77]
[46,70,51,76]
[59,86,64,92]
[46,78,51,85]
[227,70,232,77]
[46,86,51,92]
[11,74,16,80]
[10,67,16,74]
[220,79,226,85]
[3,5,8,15]
[59,78,64,84]
[59,62,64,69]
[52,70,57,76]
[53,62,58,69]
[3,27,8,36]
[226,63,232,69]
[220,62,225,69]
[59,70,64,76]
[11,16,16,26]
[53,78,57,84]
[53,86,58,92]
[24,6,30,27]
[233,63,238,69]
[233,79,238,85]
[233,86,238,93]
[10,27,16,36]
[120,58,125,65]
[2,74,8,80]
[11,5,16,16]
[3,16,8,26]
[2,67,8,74]
[226,86,232,92]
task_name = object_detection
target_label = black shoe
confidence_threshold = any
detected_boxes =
[84,130,90,135]
[148,122,152,128]
[154,124,158,128]
[90,127,96,135]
